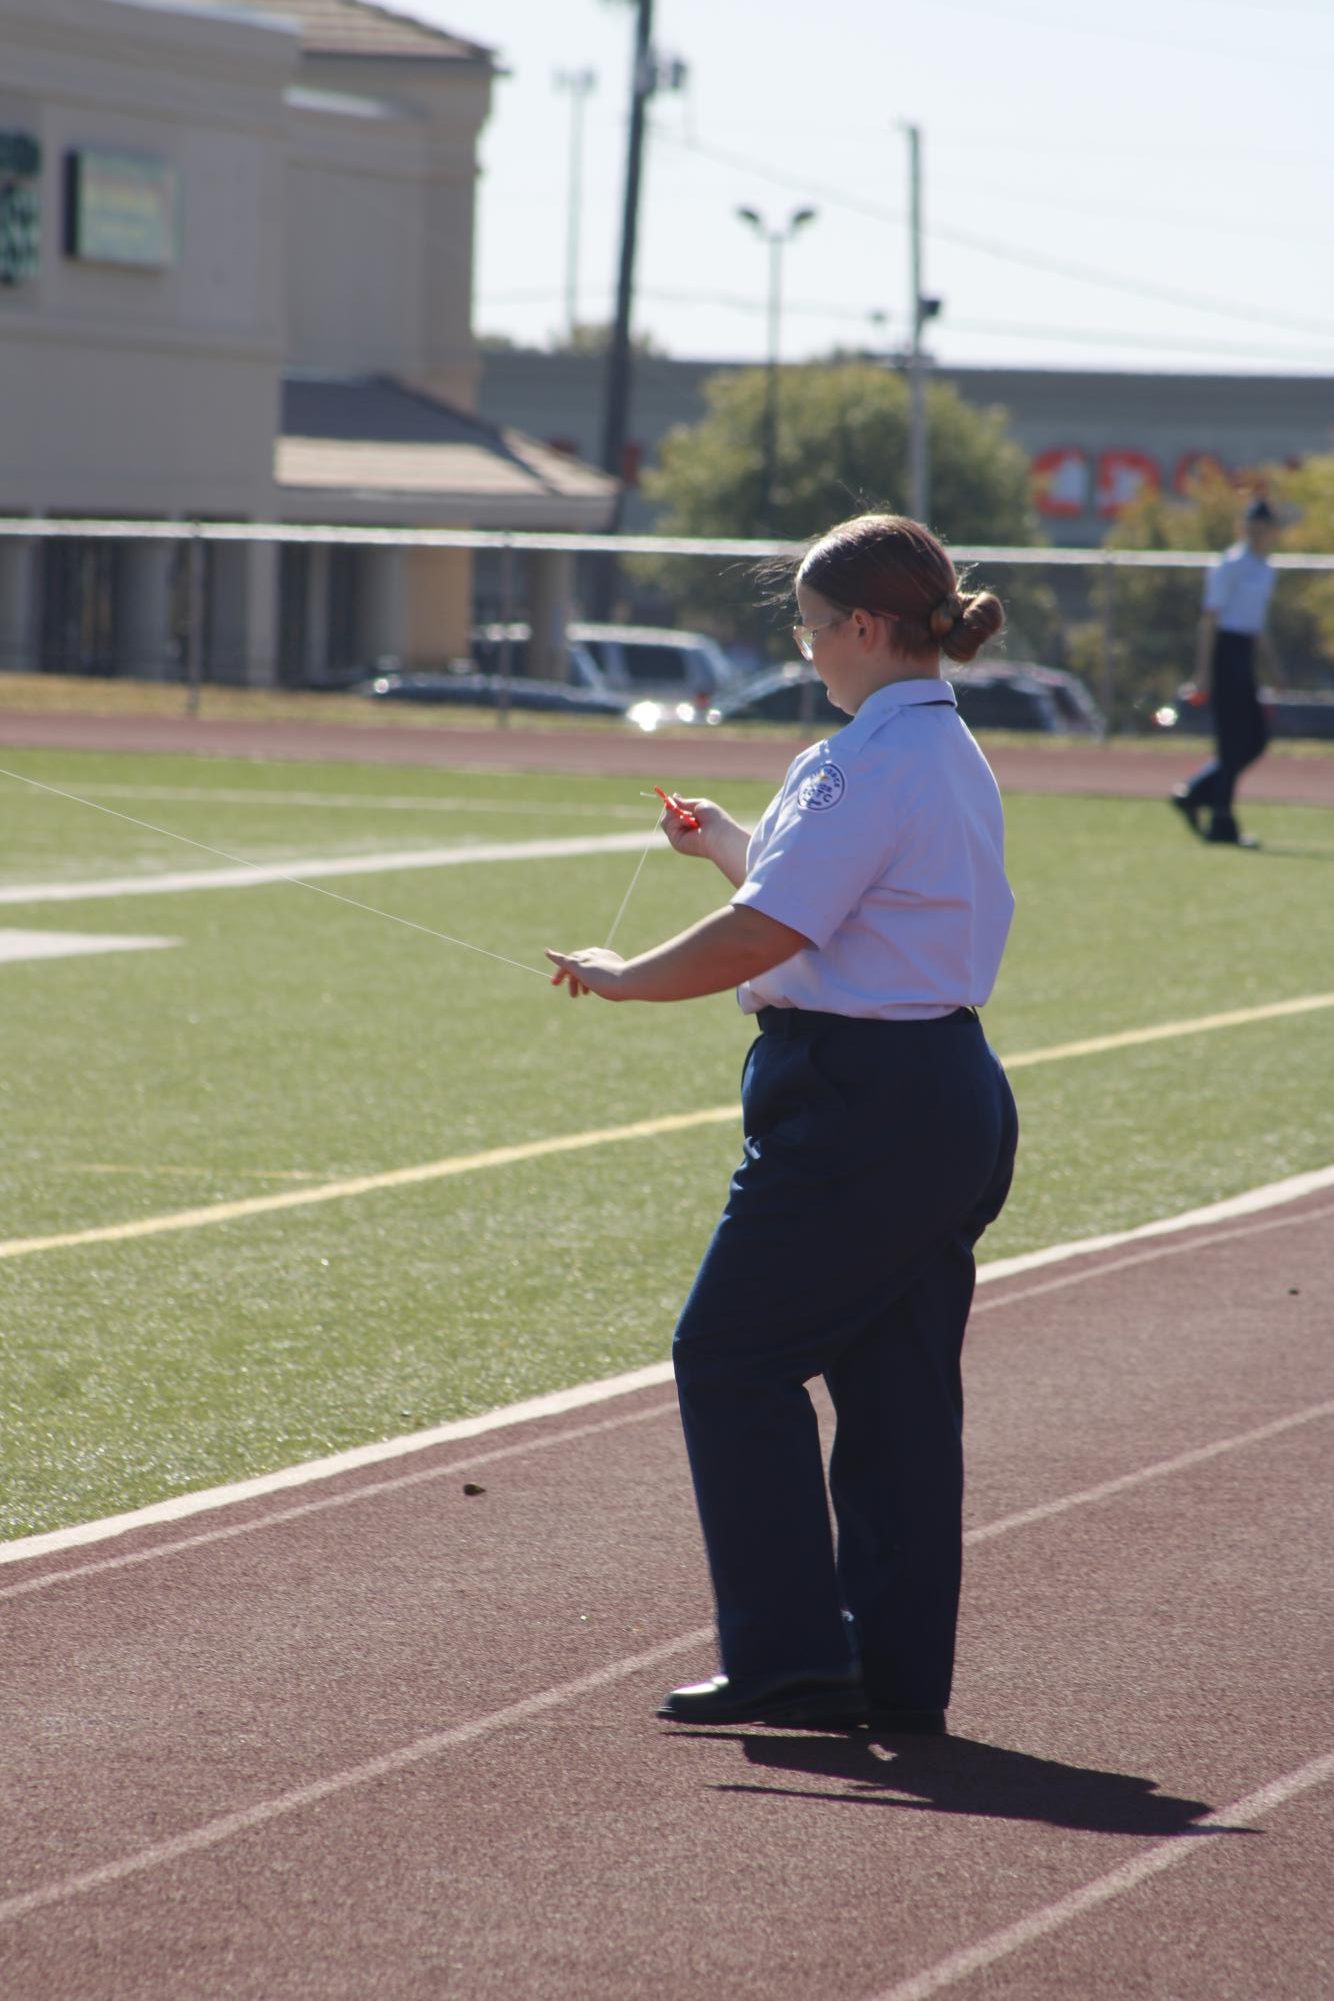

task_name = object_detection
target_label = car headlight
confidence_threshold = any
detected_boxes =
[627,701,661,733]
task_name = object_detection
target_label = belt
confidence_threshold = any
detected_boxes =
[756,1005,979,1036]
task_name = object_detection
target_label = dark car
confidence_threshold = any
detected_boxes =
[715,660,1104,735]
[948,663,1106,734]
[995,660,1106,735]
[356,671,631,718]
[711,662,847,727]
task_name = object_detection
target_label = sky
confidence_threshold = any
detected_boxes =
[409,0,1334,377]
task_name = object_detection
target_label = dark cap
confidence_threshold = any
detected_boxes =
[1245,498,1276,523]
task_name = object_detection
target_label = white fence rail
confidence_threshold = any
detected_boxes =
[2,517,1333,567]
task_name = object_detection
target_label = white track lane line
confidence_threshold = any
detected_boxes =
[4,1177,1332,1569]
[0,829,652,906]
[864,1751,1334,2001]
[3,1394,1328,1608]
[2,1416,1329,1929]
[0,1625,717,1930]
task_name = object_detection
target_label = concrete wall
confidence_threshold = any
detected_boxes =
[284,57,489,412]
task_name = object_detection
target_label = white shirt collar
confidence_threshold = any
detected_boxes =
[831,677,955,750]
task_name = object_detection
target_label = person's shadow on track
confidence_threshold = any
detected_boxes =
[673,1730,1254,1838]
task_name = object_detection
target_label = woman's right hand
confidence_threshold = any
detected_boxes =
[659,795,726,855]
[658,797,750,887]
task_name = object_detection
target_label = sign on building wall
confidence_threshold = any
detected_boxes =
[0,132,42,288]
[64,149,178,269]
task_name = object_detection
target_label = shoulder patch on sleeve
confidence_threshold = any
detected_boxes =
[796,761,847,812]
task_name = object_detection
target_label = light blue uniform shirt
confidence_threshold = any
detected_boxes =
[1203,543,1275,636]
[732,679,1015,1020]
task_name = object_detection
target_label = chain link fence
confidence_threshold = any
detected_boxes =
[1,518,1332,737]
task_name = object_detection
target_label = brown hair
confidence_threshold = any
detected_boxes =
[795,512,1004,665]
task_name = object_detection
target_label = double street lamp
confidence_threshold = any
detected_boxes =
[736,204,818,529]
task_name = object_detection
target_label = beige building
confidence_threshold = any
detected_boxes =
[0,0,615,685]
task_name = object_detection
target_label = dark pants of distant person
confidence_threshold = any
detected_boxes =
[672,1005,1019,1712]
[1181,631,1269,835]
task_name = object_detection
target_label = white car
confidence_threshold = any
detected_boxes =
[568,623,741,715]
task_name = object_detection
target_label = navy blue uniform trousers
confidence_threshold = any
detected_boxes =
[1181,630,1269,830]
[672,1005,1018,1710]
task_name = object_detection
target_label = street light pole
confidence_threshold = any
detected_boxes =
[737,204,817,530]
[555,68,596,343]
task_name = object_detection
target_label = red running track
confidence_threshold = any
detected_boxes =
[1,707,1332,805]
[2,1191,1332,1998]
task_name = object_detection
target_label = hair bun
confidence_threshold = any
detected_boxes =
[940,589,1005,665]
[928,591,963,641]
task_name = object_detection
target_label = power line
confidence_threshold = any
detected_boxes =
[650,126,1334,343]
[478,285,1334,367]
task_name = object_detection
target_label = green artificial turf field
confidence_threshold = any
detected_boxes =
[2,746,1332,1537]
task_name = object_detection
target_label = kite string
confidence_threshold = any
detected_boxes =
[0,765,552,980]
[603,815,663,950]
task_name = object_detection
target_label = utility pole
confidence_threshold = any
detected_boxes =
[736,205,818,531]
[592,0,685,615]
[901,121,941,524]
[555,68,596,343]
[600,0,654,532]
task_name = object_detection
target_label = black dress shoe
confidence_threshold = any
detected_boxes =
[657,1670,867,1727]
[1169,789,1204,837]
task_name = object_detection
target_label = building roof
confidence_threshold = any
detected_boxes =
[197,0,492,62]
[277,376,618,530]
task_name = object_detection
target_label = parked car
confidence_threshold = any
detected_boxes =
[468,626,606,689]
[470,619,741,709]
[711,662,845,727]
[569,623,741,710]
[1147,682,1334,740]
[355,671,631,719]
[713,660,1104,735]
[994,660,1106,735]
[948,663,1104,735]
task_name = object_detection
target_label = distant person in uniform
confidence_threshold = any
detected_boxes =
[547,514,1019,1735]
[1171,497,1281,848]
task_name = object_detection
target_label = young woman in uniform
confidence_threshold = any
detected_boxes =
[547,513,1019,1733]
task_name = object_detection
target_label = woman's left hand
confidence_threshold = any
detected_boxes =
[545,947,631,1000]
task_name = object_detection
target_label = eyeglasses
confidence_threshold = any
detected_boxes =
[792,612,848,661]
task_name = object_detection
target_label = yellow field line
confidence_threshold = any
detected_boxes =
[3,991,1332,1264]
[0,1110,739,1261]
[1002,990,1334,1069]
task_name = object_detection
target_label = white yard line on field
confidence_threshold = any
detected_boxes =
[0,930,178,965]
[64,784,652,819]
[0,830,653,905]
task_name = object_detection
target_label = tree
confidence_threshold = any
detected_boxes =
[631,363,1055,657]
[1273,455,1334,665]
